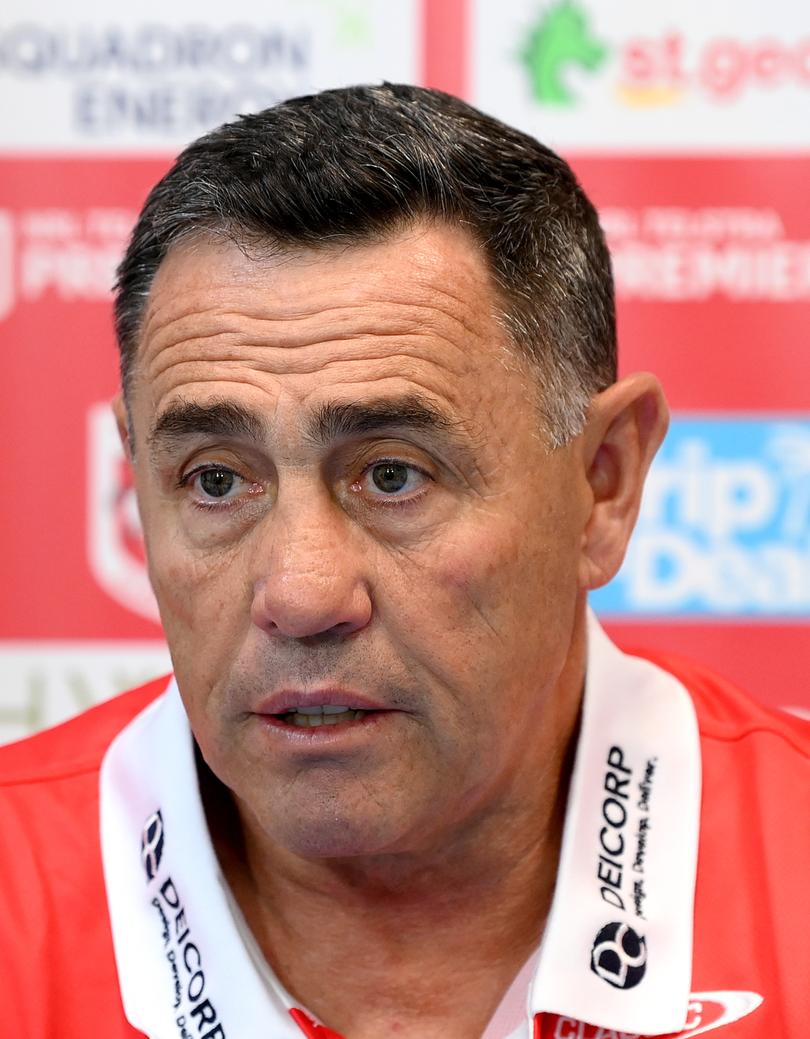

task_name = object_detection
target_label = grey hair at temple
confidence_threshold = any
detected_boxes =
[113,82,616,446]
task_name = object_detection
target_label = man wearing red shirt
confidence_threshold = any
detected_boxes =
[2,84,808,1038]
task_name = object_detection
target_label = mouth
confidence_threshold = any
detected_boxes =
[271,705,377,728]
[255,689,392,736]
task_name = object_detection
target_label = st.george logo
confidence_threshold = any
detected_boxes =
[141,809,165,882]
[87,403,161,624]
[590,921,647,989]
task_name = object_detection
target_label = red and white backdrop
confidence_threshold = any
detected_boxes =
[3,0,809,742]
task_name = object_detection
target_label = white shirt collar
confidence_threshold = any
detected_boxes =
[100,612,701,1039]
[529,613,701,1034]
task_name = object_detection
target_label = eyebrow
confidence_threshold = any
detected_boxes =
[306,395,462,447]
[148,400,266,457]
[147,394,468,458]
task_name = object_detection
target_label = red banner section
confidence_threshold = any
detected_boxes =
[567,156,810,711]
[571,155,810,411]
[1,158,169,640]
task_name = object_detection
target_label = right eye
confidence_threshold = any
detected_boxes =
[181,464,258,509]
[196,467,239,498]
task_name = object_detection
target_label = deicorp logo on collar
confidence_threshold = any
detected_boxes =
[590,922,647,989]
[140,809,165,882]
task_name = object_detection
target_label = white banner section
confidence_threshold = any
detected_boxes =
[0,0,420,151]
[0,642,171,745]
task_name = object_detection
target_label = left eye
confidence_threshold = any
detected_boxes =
[188,466,245,500]
[363,462,427,496]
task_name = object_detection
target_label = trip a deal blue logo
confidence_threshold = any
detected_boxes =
[592,418,810,618]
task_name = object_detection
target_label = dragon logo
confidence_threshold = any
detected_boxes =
[520,0,608,105]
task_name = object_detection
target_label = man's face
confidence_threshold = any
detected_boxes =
[125,224,594,860]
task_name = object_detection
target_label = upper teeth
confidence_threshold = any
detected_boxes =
[282,706,366,727]
[297,705,351,715]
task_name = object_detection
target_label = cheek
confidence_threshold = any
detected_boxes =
[437,514,570,615]
[438,533,503,602]
[144,520,250,667]
[428,507,582,667]
[387,528,528,710]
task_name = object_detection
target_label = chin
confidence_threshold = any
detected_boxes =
[266,802,408,861]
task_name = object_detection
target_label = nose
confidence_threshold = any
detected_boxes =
[250,506,372,640]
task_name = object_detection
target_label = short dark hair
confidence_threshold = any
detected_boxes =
[114,82,615,444]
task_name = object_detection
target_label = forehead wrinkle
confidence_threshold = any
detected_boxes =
[142,334,475,396]
[144,287,479,329]
[140,293,484,370]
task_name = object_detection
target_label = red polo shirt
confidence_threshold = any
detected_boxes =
[1,619,808,1038]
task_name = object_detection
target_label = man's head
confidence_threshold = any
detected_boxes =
[112,84,666,864]
[115,82,615,448]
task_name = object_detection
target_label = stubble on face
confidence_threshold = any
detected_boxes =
[127,222,591,868]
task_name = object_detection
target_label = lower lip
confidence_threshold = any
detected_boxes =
[254,710,393,746]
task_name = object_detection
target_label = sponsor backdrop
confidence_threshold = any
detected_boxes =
[2,0,808,742]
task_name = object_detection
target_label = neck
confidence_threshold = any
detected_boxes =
[207,754,573,1038]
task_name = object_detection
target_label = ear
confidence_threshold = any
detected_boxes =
[578,372,668,591]
[111,393,133,463]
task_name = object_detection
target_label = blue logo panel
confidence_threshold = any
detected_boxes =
[591,417,810,618]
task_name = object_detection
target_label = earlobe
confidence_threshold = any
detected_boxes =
[111,394,133,462]
[579,373,669,591]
